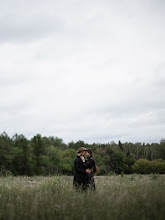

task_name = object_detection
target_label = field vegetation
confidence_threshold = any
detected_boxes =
[1,175,165,220]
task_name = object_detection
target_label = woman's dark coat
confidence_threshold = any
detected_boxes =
[84,156,96,190]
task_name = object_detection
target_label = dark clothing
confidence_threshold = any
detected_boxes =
[84,156,96,190]
[84,156,95,170]
[73,156,87,190]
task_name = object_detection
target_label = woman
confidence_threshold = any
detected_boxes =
[81,149,98,190]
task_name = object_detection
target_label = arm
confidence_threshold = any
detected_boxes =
[82,161,89,169]
[77,156,91,173]
[84,158,95,169]
[74,159,86,174]
[80,156,89,169]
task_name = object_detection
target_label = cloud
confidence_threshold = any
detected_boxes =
[0,0,66,43]
[0,0,165,143]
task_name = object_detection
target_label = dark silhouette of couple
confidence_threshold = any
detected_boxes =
[73,147,98,191]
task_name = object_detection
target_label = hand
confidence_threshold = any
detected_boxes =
[80,156,85,162]
[86,169,91,173]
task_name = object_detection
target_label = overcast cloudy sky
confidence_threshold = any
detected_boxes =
[0,0,165,144]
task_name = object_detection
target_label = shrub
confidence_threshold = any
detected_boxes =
[133,159,165,174]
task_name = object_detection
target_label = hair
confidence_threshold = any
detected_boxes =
[86,149,99,174]
[77,147,87,153]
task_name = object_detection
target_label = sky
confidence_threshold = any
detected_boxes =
[0,0,165,144]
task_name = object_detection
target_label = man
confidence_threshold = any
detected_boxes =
[73,147,91,190]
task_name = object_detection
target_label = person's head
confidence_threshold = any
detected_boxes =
[86,148,99,174]
[86,149,93,158]
[77,147,87,156]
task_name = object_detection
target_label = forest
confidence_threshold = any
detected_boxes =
[0,132,165,176]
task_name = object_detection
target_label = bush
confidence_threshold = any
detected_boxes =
[133,159,165,174]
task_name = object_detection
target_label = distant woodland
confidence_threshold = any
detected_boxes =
[0,132,165,176]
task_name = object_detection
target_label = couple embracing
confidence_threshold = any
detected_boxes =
[73,147,98,191]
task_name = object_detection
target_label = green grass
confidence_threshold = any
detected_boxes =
[0,175,165,220]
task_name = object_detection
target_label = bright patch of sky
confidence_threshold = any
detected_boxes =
[0,0,165,143]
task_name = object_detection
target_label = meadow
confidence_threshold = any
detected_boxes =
[0,175,165,220]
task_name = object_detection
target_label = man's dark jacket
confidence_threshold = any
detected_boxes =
[73,156,86,187]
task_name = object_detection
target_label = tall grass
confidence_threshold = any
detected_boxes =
[0,175,165,220]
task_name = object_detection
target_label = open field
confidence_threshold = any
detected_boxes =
[1,175,165,220]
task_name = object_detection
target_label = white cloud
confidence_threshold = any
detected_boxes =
[0,0,165,143]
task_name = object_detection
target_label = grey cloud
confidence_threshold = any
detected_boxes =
[0,0,165,144]
[153,62,165,87]
[0,16,64,43]
[0,1,65,43]
[0,101,28,116]
[0,76,29,87]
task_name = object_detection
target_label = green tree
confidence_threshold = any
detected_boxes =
[105,148,127,174]
[46,146,63,174]
[118,140,123,151]
[31,134,44,175]
[0,132,13,173]
[12,134,32,175]
[60,148,77,175]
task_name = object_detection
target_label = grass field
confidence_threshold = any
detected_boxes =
[0,174,165,220]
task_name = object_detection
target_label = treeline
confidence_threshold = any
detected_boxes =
[0,132,165,176]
